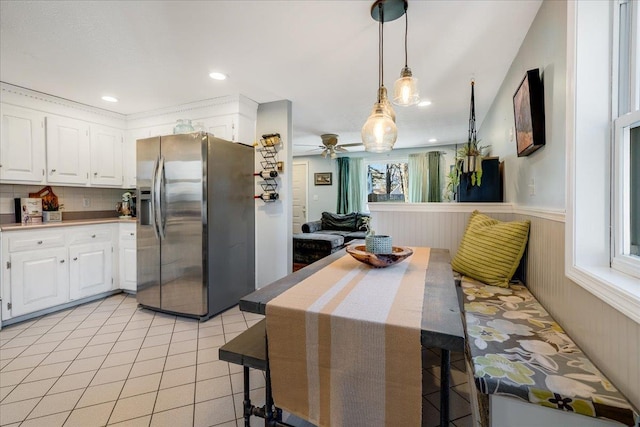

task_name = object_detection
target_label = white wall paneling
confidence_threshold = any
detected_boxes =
[369,203,514,255]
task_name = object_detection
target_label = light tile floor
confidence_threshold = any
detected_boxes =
[0,293,471,426]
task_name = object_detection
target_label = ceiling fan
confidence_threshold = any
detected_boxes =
[310,133,363,159]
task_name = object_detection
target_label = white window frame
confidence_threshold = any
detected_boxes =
[612,112,640,278]
[612,0,640,279]
[566,0,640,324]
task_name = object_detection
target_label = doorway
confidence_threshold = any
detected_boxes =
[292,162,308,234]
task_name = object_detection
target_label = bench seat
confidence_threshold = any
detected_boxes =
[459,275,639,426]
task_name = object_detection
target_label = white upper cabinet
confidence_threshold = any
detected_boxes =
[0,104,46,183]
[202,115,234,141]
[46,116,91,185]
[90,124,123,186]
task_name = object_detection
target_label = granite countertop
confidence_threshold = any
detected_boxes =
[0,217,137,231]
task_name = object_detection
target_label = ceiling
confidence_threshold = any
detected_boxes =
[0,0,542,156]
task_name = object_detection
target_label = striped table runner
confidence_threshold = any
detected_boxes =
[266,247,431,427]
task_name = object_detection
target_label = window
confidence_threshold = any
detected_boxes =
[367,162,408,202]
[612,0,640,279]
[566,0,640,323]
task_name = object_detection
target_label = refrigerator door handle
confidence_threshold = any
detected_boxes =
[150,156,160,240]
[155,155,166,241]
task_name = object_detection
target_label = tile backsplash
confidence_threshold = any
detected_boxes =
[0,184,126,217]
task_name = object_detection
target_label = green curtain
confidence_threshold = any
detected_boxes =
[336,157,350,213]
[348,157,364,213]
[428,151,442,202]
[408,153,428,202]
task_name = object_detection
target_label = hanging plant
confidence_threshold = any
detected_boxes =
[455,79,490,187]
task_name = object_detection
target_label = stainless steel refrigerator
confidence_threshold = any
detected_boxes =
[136,132,255,320]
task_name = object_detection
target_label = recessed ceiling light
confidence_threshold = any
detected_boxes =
[429,138,437,143]
[418,100,432,107]
[101,95,118,103]
[209,72,227,81]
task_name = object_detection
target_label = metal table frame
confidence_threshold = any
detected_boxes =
[240,246,465,426]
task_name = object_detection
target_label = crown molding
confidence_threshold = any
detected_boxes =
[126,94,255,120]
[0,82,126,120]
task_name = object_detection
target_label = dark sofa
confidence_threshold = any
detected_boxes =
[293,212,370,267]
[301,212,370,242]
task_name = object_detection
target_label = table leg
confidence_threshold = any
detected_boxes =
[440,349,450,426]
[243,366,251,427]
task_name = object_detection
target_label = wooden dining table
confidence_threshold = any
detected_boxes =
[240,245,465,426]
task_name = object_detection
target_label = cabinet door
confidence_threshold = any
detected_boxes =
[119,226,137,292]
[90,125,123,187]
[46,116,90,184]
[124,128,149,189]
[69,241,113,299]
[201,115,235,141]
[146,124,174,138]
[9,248,68,317]
[120,244,137,292]
[0,104,46,183]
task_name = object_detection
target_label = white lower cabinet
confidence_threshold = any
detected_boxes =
[69,241,112,300]
[0,222,135,323]
[9,247,68,317]
[119,224,137,292]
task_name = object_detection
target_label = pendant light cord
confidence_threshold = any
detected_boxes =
[377,2,384,103]
[404,1,408,68]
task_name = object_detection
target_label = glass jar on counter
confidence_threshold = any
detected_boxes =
[173,119,194,134]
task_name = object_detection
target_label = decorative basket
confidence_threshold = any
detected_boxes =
[29,186,58,211]
[365,235,392,254]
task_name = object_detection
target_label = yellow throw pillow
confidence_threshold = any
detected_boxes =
[451,210,530,288]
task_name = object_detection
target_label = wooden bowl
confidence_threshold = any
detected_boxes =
[346,245,413,268]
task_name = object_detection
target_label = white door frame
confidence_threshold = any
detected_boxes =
[292,161,309,232]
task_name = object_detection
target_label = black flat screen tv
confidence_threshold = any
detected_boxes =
[513,68,545,156]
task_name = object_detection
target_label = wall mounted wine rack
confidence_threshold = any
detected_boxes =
[255,133,281,202]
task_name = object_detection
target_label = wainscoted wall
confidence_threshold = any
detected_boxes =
[515,214,640,410]
[370,203,514,256]
[370,204,639,409]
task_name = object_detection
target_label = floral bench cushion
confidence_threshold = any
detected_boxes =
[459,275,639,426]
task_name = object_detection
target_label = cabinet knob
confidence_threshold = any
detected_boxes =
[91,234,96,238]
[73,257,78,261]
[37,240,43,245]
[50,169,56,174]
[60,259,65,264]
[130,233,134,236]
[94,172,98,176]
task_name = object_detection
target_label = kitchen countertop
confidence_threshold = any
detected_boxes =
[0,217,137,232]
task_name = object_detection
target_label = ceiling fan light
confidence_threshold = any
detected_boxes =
[361,103,397,153]
[393,67,420,106]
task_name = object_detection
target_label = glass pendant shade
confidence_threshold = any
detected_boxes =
[361,103,398,153]
[393,67,420,106]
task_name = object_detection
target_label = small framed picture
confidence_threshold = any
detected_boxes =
[314,172,332,186]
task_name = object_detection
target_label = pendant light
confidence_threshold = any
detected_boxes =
[362,1,398,153]
[393,1,419,106]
